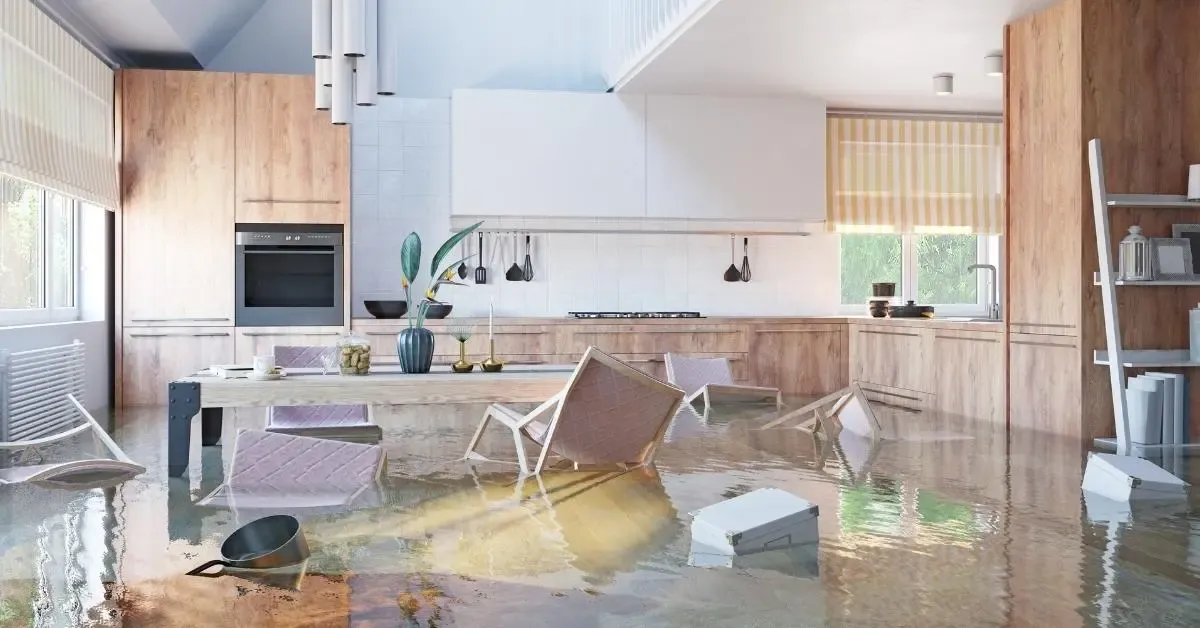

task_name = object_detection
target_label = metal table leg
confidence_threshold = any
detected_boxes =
[201,407,223,446]
[167,382,200,478]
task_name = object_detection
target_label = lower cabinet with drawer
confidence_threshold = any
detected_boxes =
[121,327,234,406]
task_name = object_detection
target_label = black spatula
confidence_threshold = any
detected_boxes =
[505,233,523,281]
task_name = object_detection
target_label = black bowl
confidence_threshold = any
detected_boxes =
[424,302,453,320]
[364,300,408,319]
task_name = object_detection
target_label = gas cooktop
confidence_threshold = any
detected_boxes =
[568,312,703,319]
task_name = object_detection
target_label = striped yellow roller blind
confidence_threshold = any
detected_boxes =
[0,1,118,209]
[826,116,1003,234]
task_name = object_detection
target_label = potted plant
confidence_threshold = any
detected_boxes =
[398,222,483,373]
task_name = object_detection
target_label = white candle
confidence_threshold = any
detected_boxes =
[489,301,494,340]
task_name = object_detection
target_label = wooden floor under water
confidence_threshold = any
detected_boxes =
[2,401,1200,627]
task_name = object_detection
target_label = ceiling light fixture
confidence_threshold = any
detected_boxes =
[985,53,1003,77]
[313,0,388,121]
[933,73,954,96]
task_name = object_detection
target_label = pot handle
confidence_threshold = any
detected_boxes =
[186,559,232,577]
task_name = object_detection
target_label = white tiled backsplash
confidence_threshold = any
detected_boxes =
[351,97,841,318]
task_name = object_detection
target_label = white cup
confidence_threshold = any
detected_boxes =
[253,354,275,375]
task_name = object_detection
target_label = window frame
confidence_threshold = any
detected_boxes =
[0,185,81,327]
[839,233,1001,317]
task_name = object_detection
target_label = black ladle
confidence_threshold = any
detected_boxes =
[740,237,752,282]
[723,235,741,282]
[457,240,469,279]
[522,234,534,281]
[505,233,523,281]
[474,232,487,284]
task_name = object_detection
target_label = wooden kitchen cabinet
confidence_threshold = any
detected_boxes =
[121,70,236,326]
[929,330,1004,424]
[451,89,648,217]
[849,326,927,392]
[121,327,234,406]
[235,74,349,223]
[749,324,848,395]
[645,94,826,221]
[233,327,346,364]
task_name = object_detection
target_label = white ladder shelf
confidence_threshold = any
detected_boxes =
[1088,139,1200,455]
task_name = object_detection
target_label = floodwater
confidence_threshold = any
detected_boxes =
[3,400,1200,627]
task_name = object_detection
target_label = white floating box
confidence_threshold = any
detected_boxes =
[1082,453,1187,503]
[688,540,819,578]
[689,488,818,556]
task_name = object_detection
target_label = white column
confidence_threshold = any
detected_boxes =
[330,0,353,124]
[311,0,332,58]
[355,0,378,105]
[376,0,397,95]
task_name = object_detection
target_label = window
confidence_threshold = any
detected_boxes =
[0,176,80,326]
[840,233,1000,315]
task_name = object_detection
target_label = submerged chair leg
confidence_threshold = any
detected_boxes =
[463,411,494,460]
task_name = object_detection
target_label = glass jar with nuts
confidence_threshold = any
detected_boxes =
[336,331,372,375]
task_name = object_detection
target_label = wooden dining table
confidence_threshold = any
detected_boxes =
[166,365,574,478]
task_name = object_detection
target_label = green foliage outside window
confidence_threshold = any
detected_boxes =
[915,234,979,305]
[840,235,901,305]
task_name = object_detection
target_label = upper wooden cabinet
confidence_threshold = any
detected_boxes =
[235,74,349,223]
[645,95,826,221]
[451,89,648,217]
[121,70,236,326]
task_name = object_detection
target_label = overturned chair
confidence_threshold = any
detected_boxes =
[0,341,144,485]
[265,346,382,443]
[664,353,782,412]
[464,346,685,475]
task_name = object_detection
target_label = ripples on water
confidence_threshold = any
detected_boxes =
[3,401,1200,626]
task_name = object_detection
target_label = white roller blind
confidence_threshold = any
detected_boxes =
[0,2,117,209]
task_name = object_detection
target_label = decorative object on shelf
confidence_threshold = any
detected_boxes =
[481,301,504,372]
[449,323,474,373]
[867,299,890,318]
[724,235,741,282]
[398,221,483,374]
[1189,165,1200,201]
[1150,237,1194,281]
[887,300,935,318]
[363,300,407,319]
[1116,226,1153,281]
[1190,303,1200,364]
[336,331,372,375]
[740,237,752,282]
[871,282,896,298]
[1170,224,1200,275]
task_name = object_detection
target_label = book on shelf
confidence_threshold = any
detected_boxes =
[209,364,253,379]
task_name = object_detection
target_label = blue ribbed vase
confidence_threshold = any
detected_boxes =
[396,327,435,374]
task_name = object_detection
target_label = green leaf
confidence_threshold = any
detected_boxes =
[434,254,476,281]
[429,221,484,278]
[401,232,421,282]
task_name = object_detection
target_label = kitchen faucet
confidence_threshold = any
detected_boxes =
[967,264,1001,320]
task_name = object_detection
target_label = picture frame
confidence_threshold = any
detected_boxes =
[1151,237,1196,280]
[1170,224,1200,275]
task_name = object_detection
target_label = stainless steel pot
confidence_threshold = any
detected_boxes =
[186,514,309,576]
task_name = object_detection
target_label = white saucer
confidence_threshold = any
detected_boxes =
[248,371,285,381]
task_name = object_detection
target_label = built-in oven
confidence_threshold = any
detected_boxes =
[235,223,344,327]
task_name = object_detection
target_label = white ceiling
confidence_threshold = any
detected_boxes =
[621,0,1061,113]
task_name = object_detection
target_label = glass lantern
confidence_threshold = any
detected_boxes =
[1118,225,1154,281]
[336,331,372,375]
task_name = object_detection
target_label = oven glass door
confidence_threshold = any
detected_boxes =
[237,245,343,326]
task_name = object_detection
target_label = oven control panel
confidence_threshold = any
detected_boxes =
[235,231,343,246]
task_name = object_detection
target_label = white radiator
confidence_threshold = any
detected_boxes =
[0,340,85,443]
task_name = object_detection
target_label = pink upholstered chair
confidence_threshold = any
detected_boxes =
[464,346,685,475]
[663,353,782,411]
[267,346,378,442]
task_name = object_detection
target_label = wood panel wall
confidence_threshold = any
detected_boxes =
[1006,0,1200,440]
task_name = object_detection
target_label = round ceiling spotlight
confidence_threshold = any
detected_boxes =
[933,73,954,96]
[985,52,1003,77]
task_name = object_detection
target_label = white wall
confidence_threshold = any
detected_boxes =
[350,97,841,318]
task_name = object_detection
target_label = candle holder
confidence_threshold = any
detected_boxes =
[480,339,504,372]
[449,323,474,373]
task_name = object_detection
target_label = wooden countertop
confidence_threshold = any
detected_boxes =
[352,315,1002,332]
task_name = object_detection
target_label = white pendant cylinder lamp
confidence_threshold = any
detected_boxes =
[343,0,366,58]
[985,53,1004,77]
[355,0,378,106]
[933,73,954,96]
[311,0,332,58]
[376,0,397,95]
[315,59,332,110]
[330,0,353,124]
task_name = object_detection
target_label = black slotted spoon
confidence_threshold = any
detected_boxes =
[723,235,741,282]
[474,232,487,284]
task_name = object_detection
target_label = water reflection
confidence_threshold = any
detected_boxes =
[4,402,1200,625]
